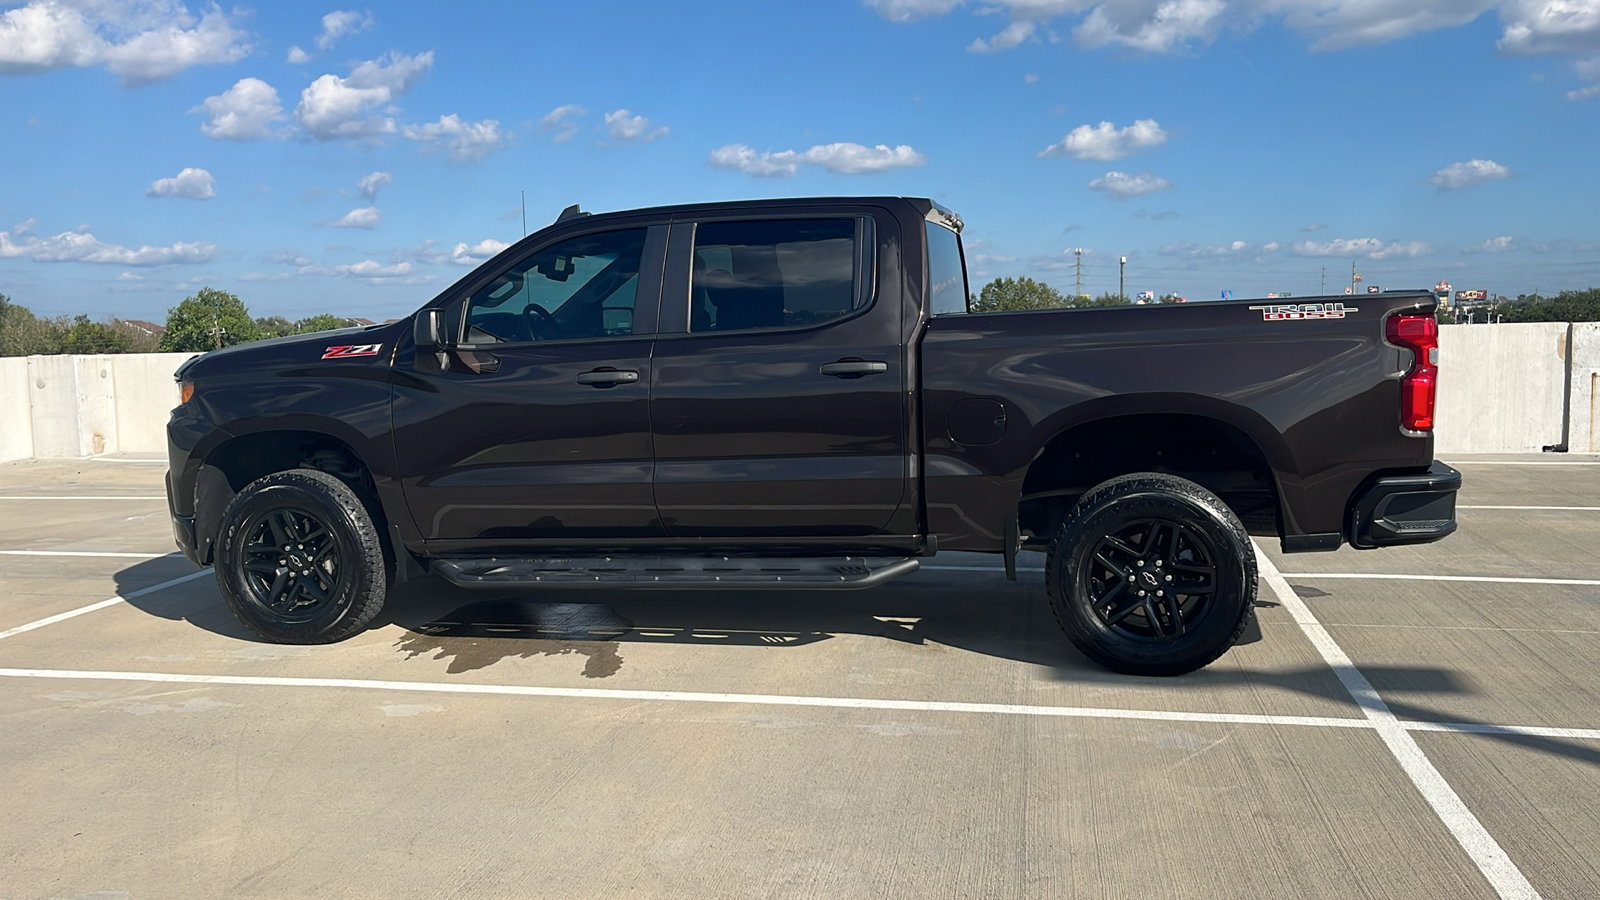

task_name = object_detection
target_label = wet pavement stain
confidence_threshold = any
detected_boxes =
[396,599,633,677]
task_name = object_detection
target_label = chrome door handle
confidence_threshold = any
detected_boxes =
[576,369,640,386]
[819,360,887,377]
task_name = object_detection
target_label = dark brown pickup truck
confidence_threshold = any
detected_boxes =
[165,196,1459,675]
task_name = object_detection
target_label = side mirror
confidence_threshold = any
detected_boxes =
[414,308,443,349]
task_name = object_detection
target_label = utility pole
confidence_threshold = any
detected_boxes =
[1119,255,1127,301]
[212,313,221,349]
[1074,248,1084,299]
[1321,266,1326,295]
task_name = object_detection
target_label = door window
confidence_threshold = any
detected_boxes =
[689,219,870,333]
[465,229,648,343]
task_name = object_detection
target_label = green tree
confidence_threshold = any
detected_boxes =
[1070,291,1133,308]
[254,315,296,339]
[158,287,260,352]
[0,294,68,356]
[295,313,355,333]
[1501,288,1600,323]
[59,315,132,354]
[972,277,1068,313]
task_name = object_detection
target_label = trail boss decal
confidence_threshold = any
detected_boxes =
[1248,302,1357,321]
[321,343,383,359]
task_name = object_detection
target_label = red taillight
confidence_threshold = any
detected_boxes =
[1386,313,1438,432]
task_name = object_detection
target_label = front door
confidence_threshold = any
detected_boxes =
[649,212,910,537]
[393,224,666,547]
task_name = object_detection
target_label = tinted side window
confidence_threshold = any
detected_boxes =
[464,228,647,343]
[690,219,865,333]
[925,221,968,315]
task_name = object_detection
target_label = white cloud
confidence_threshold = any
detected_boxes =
[1300,222,1328,232]
[1073,0,1227,53]
[328,207,380,229]
[969,20,1037,52]
[604,108,668,142]
[450,238,511,265]
[316,10,373,50]
[402,114,506,162]
[708,142,928,177]
[1290,237,1431,259]
[1498,0,1600,55]
[1273,0,1500,52]
[1088,170,1173,198]
[539,103,586,142]
[0,1,250,84]
[194,77,285,140]
[146,167,215,200]
[0,228,215,265]
[12,217,36,235]
[295,50,434,140]
[1430,158,1512,189]
[865,0,965,22]
[336,259,410,278]
[1480,235,1518,252]
[286,44,310,64]
[265,250,314,267]
[356,171,391,200]
[1039,119,1168,160]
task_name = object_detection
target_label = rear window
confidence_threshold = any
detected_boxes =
[926,221,968,315]
[690,218,870,332]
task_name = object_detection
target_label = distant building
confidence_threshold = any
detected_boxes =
[121,320,165,337]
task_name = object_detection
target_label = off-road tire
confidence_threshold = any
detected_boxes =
[214,468,387,644]
[1046,472,1256,676]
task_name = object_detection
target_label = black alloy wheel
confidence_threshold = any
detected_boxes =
[1084,518,1219,643]
[214,468,388,644]
[238,506,346,624]
[1047,472,1256,676]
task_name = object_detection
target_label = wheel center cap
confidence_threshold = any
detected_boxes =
[1141,570,1159,587]
[288,554,304,568]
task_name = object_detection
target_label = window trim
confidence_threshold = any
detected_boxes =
[447,223,667,350]
[656,213,880,340]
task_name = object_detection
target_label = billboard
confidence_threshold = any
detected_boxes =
[1455,289,1488,303]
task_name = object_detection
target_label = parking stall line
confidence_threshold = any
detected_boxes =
[0,570,209,643]
[1446,460,1600,466]
[0,496,167,501]
[1281,573,1600,587]
[1256,543,1542,900]
[0,666,1374,731]
[0,550,178,559]
[1403,721,1600,742]
[1457,505,1600,511]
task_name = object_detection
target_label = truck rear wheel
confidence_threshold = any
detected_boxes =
[1046,472,1256,676]
[214,468,388,644]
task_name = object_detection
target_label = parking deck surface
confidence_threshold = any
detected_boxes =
[0,455,1596,899]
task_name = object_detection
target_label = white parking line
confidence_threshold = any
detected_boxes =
[1257,543,1541,900]
[0,570,209,643]
[0,550,178,559]
[0,666,1375,730]
[1458,505,1600,511]
[0,496,166,501]
[1405,721,1600,742]
[1447,460,1600,466]
[1282,572,1600,587]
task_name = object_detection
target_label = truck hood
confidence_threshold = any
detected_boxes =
[177,322,401,380]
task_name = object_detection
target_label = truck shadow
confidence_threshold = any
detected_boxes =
[110,556,1600,772]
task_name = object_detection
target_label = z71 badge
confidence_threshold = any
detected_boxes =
[321,343,383,359]
[1247,302,1356,321]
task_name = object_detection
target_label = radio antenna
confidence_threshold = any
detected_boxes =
[521,190,527,237]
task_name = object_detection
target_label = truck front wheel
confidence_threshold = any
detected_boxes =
[214,468,388,644]
[1046,473,1256,676]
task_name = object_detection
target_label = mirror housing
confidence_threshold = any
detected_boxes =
[414,308,443,350]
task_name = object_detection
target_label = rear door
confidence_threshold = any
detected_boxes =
[649,208,910,537]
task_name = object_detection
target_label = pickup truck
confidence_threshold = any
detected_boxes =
[166,196,1460,676]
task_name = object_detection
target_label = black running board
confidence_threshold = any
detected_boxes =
[430,556,920,590]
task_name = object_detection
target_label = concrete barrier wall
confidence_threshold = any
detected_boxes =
[1570,323,1600,454]
[0,357,32,463]
[6,352,194,461]
[0,330,1594,461]
[1433,323,1570,454]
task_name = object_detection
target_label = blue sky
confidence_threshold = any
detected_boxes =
[2,0,1598,322]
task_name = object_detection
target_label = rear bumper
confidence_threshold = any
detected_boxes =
[1347,460,1460,549]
